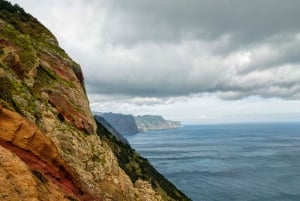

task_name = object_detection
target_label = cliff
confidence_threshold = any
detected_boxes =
[0,1,190,201]
[94,114,129,145]
[97,112,139,135]
[96,113,182,134]
[134,115,182,132]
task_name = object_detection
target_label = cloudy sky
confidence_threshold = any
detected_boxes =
[10,0,300,124]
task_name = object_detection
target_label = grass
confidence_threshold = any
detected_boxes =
[0,61,39,118]
[0,0,57,45]
[0,0,84,116]
[0,75,19,106]
[0,23,37,78]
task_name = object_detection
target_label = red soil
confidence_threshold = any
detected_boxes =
[0,140,95,201]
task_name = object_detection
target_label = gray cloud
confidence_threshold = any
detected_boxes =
[106,0,300,46]
[84,37,300,99]
[11,0,300,101]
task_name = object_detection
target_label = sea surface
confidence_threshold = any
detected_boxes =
[125,123,300,201]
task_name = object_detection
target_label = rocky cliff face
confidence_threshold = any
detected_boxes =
[0,1,190,201]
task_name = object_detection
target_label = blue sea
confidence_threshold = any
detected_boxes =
[125,123,300,201]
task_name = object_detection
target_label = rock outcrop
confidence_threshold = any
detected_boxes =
[0,145,72,201]
[0,1,190,201]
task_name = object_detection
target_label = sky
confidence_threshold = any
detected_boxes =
[9,0,300,124]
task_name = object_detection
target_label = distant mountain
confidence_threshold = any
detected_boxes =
[95,112,139,135]
[95,112,182,134]
[94,115,130,144]
[134,115,182,132]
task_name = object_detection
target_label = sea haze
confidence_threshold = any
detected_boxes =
[126,123,300,201]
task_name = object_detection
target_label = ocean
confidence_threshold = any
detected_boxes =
[125,123,300,201]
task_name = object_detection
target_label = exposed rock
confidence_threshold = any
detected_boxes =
[96,121,189,201]
[135,180,162,201]
[0,105,63,166]
[48,90,94,134]
[0,105,92,201]
[0,145,71,201]
[0,1,190,201]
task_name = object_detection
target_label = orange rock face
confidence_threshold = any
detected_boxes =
[0,145,61,201]
[0,105,94,201]
[0,105,63,167]
[48,90,94,135]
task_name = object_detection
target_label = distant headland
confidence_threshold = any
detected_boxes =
[94,112,182,135]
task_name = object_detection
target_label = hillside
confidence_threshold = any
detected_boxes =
[0,1,190,201]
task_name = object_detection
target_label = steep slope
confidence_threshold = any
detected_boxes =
[94,114,129,144]
[96,121,189,201]
[0,1,190,201]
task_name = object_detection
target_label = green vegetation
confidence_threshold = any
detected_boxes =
[0,75,16,108]
[0,0,84,116]
[0,0,72,75]
[0,1,28,19]
[0,0,57,45]
[0,23,37,78]
[96,120,191,201]
[0,73,38,118]
[34,64,57,89]
[0,0,87,116]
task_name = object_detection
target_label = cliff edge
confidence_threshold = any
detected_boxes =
[0,1,190,201]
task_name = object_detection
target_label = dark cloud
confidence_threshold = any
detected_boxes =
[106,0,300,46]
